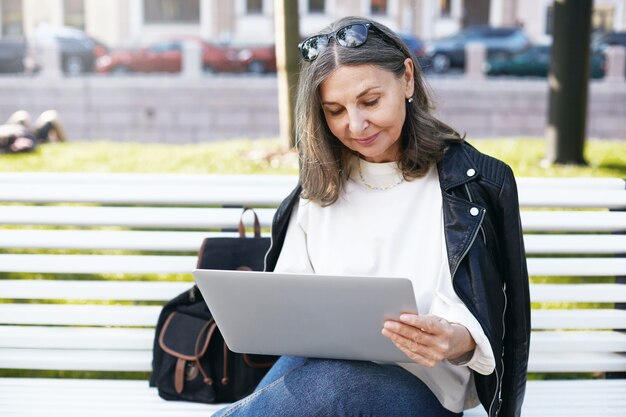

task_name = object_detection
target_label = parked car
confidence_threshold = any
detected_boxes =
[592,30,626,53]
[96,38,276,74]
[0,37,28,73]
[486,44,605,79]
[31,26,108,75]
[592,31,626,76]
[397,33,429,68]
[425,25,530,73]
[237,44,276,74]
[97,40,185,74]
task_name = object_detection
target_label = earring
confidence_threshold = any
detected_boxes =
[407,97,414,104]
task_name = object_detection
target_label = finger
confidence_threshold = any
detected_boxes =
[383,320,432,345]
[382,327,441,363]
[382,328,438,367]
[400,314,449,335]
[384,320,451,361]
[394,342,439,368]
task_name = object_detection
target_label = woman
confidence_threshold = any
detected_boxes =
[0,109,67,153]
[214,16,529,417]
[0,109,67,154]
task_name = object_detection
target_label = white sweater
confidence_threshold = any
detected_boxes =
[274,158,495,413]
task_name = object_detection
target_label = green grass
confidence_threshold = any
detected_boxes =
[468,138,626,178]
[0,139,299,174]
[0,137,624,177]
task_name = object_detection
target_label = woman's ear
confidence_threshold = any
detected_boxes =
[403,58,415,99]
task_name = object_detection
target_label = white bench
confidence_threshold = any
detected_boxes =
[0,173,625,417]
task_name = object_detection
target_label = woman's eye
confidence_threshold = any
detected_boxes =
[327,108,343,116]
[364,99,379,107]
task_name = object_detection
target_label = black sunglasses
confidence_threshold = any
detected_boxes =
[298,22,389,62]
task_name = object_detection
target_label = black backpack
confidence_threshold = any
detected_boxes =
[149,209,278,403]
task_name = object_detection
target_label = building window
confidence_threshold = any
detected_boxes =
[246,0,263,14]
[309,0,324,13]
[592,6,614,32]
[144,0,200,23]
[64,0,85,30]
[440,0,452,18]
[1,0,23,36]
[371,0,387,15]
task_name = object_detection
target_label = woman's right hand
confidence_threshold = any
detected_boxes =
[382,313,476,367]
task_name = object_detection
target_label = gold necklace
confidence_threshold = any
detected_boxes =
[357,159,404,191]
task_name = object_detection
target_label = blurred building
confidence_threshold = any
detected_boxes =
[1,0,625,47]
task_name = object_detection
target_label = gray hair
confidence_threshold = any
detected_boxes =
[296,16,463,206]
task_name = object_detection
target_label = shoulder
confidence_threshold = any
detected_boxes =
[443,141,515,188]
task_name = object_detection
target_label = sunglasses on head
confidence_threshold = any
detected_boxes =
[298,22,389,62]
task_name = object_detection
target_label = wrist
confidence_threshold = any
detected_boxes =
[449,323,476,361]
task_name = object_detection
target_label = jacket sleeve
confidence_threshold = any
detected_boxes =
[498,166,530,417]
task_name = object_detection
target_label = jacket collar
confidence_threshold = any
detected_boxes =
[436,142,486,279]
[437,142,479,191]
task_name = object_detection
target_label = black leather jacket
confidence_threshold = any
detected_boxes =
[264,141,530,417]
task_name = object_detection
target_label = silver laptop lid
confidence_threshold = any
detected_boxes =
[193,269,418,363]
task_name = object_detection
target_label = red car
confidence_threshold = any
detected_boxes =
[96,38,275,74]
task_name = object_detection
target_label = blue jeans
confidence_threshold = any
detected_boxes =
[211,356,461,417]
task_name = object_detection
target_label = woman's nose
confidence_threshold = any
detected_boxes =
[347,109,368,136]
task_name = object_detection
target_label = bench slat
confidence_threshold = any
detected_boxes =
[3,206,625,232]
[0,326,154,350]
[530,283,626,303]
[521,211,626,232]
[0,184,292,206]
[2,229,624,254]
[528,352,626,372]
[0,279,192,301]
[0,304,161,326]
[1,347,624,373]
[2,184,625,208]
[0,206,277,228]
[517,189,626,208]
[3,280,625,303]
[3,326,623,353]
[526,257,626,277]
[532,309,626,329]
[1,379,625,417]
[0,348,151,371]
[0,230,243,251]
[0,254,197,274]
[515,177,625,189]
[523,234,626,254]
[530,331,626,352]
[1,303,624,329]
[2,254,625,275]
[0,172,297,187]
[496,379,626,417]
[0,379,221,417]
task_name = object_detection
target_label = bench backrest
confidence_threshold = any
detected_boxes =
[0,174,625,376]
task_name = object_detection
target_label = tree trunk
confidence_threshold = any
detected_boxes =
[274,0,300,149]
[545,0,593,165]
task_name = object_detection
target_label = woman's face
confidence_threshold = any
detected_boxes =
[319,59,414,163]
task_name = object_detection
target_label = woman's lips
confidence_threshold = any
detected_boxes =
[353,132,380,146]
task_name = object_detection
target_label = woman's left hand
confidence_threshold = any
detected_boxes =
[381,314,476,368]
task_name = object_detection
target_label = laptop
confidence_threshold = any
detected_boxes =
[192,269,418,363]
